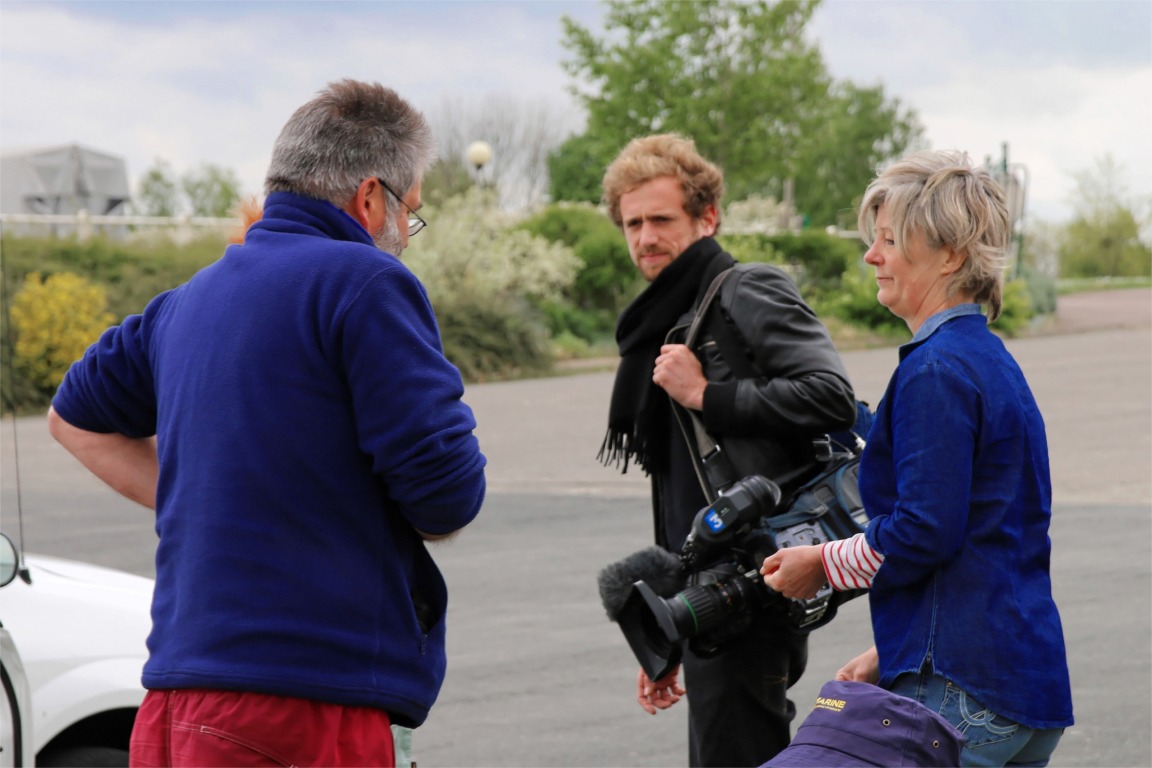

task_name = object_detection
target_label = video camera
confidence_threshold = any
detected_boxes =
[598,456,867,681]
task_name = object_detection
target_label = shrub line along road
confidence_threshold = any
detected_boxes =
[1,288,1149,767]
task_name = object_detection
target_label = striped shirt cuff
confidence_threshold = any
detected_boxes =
[821,532,884,591]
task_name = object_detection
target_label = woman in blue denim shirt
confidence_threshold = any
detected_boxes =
[761,150,1073,767]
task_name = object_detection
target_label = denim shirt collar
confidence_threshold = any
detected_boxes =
[899,303,983,359]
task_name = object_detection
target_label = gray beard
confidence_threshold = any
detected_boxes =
[374,216,404,257]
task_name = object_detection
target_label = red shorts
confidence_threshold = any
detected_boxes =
[129,688,395,767]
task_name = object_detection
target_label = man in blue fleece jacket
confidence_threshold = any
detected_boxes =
[47,79,486,767]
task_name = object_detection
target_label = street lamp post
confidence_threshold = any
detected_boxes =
[985,142,1029,279]
[466,141,493,187]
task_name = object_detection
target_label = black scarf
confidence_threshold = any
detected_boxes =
[599,237,736,474]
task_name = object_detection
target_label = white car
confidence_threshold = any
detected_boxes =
[0,532,152,767]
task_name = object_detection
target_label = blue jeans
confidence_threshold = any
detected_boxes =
[890,673,1064,767]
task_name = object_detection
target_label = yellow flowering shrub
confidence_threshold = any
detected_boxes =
[10,272,115,395]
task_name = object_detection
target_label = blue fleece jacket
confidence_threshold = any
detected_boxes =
[861,309,1072,729]
[52,192,486,726]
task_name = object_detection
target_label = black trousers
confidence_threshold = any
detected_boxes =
[683,615,808,767]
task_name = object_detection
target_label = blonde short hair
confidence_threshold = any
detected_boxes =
[858,150,1010,320]
[602,134,724,231]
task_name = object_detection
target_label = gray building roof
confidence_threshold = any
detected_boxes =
[1,143,130,216]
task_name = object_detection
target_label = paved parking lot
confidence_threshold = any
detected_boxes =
[2,288,1149,767]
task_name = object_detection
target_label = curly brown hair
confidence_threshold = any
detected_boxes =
[602,134,724,231]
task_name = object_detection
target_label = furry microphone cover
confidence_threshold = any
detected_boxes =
[597,546,685,621]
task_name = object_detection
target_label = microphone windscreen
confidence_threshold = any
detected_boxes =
[597,546,685,621]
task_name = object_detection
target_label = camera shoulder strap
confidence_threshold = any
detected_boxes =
[677,264,828,497]
[693,266,761,381]
[684,266,735,350]
[680,266,736,459]
[668,267,736,502]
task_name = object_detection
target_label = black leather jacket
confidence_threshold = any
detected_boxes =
[654,261,857,551]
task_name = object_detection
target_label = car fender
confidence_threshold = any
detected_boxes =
[29,657,145,754]
[0,626,35,767]
[0,550,152,758]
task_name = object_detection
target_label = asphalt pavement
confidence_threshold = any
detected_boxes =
[1,288,1149,767]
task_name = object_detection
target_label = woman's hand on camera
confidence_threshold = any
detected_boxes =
[637,666,686,715]
[761,544,827,599]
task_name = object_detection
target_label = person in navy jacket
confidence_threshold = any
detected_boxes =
[48,79,486,767]
[762,149,1073,767]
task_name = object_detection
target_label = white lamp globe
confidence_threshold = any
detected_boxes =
[466,141,493,171]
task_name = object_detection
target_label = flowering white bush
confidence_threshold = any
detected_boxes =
[723,196,801,235]
[404,187,579,306]
[403,187,581,380]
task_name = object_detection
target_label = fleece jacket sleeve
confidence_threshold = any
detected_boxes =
[339,264,486,536]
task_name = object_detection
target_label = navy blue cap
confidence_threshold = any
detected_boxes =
[763,680,965,767]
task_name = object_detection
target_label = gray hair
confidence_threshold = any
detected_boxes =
[857,149,1010,320]
[264,79,436,215]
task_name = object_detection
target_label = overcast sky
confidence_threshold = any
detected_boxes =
[2,0,1149,225]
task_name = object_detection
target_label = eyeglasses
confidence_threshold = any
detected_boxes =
[376,178,428,236]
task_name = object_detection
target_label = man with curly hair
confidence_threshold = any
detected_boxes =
[599,133,857,766]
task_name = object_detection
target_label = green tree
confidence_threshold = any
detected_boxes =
[791,81,924,227]
[546,134,618,205]
[557,0,922,225]
[136,158,180,216]
[182,163,242,218]
[1059,155,1152,278]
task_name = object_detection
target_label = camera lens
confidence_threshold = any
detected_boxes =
[670,573,760,636]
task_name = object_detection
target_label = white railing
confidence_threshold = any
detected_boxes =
[0,210,243,242]
[0,209,861,243]
[725,221,862,239]
[821,226,861,240]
